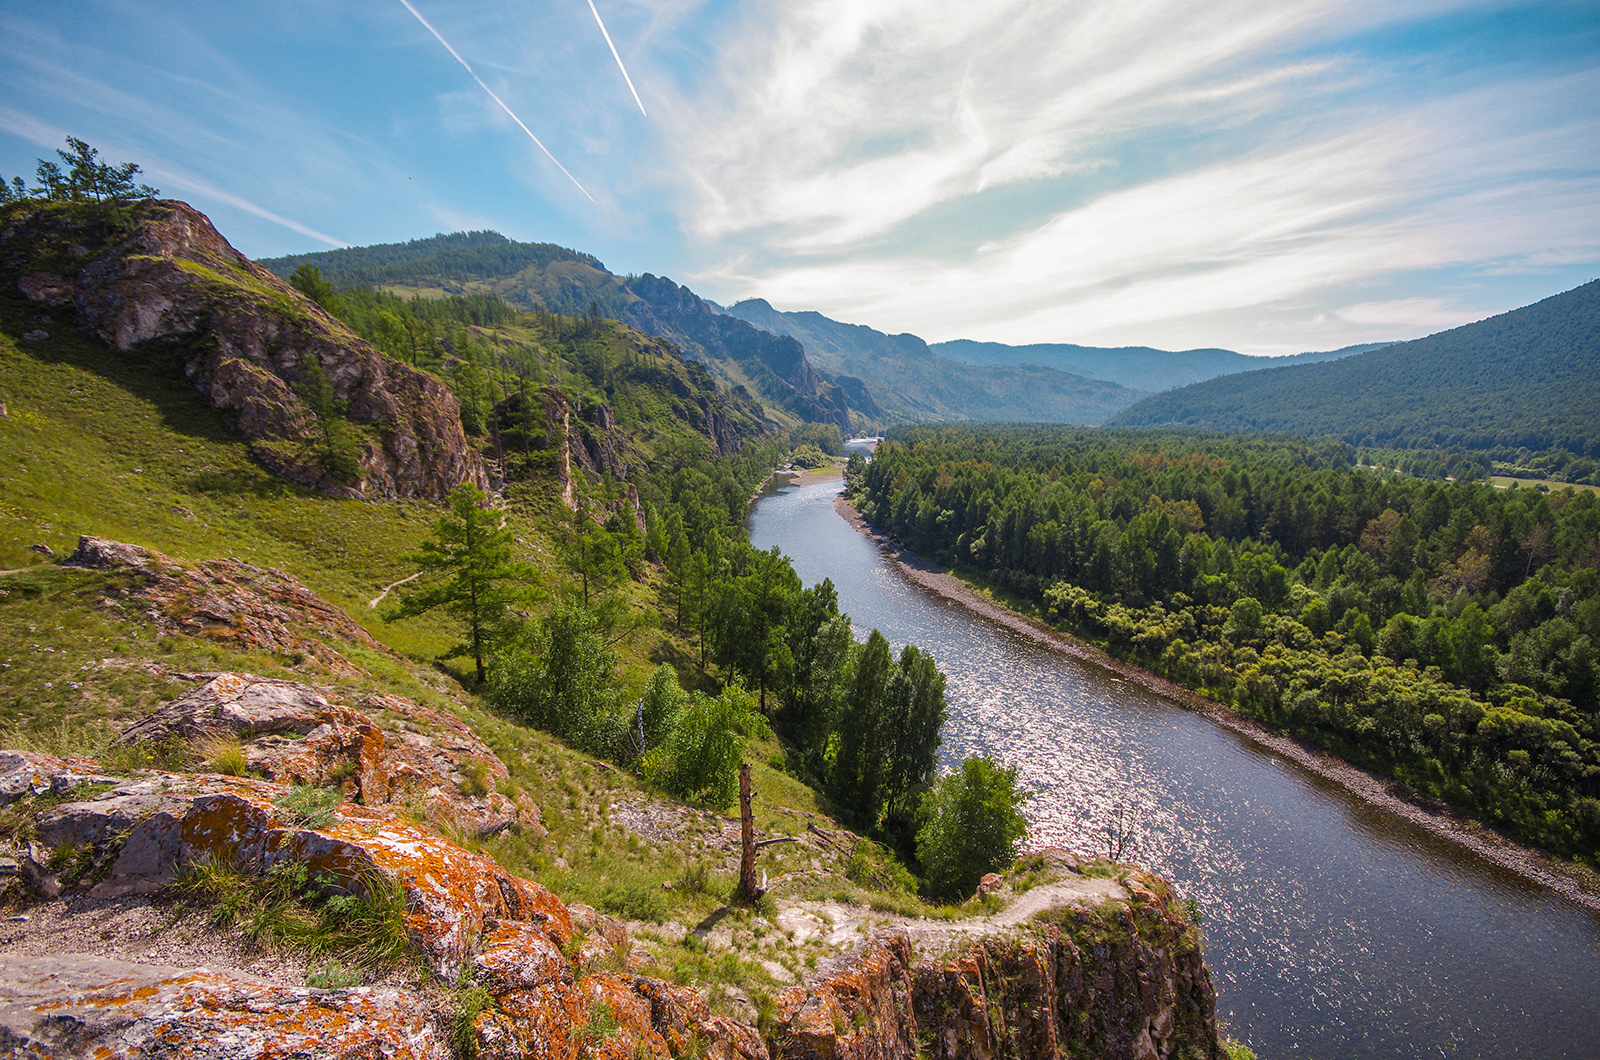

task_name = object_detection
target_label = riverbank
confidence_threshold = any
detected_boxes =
[834,491,1600,915]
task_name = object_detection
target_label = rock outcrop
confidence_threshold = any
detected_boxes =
[2,200,485,499]
[767,888,1220,1060]
[0,753,767,1059]
[0,736,1222,1060]
[0,954,449,1059]
[63,535,381,676]
[112,671,542,843]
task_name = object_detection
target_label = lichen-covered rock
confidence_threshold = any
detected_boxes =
[26,770,565,979]
[0,751,112,806]
[112,672,540,839]
[0,953,448,1059]
[65,536,382,676]
[771,935,920,1060]
[3,200,484,499]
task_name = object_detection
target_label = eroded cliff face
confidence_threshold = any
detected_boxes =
[767,886,1220,1060]
[1,200,485,500]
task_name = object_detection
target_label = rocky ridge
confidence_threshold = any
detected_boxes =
[2,200,485,500]
[1,727,1221,1059]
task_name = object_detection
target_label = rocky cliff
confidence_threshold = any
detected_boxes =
[1,200,485,500]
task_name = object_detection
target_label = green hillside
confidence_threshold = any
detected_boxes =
[1108,280,1600,460]
[261,236,869,432]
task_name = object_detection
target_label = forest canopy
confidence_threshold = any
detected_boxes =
[849,424,1600,864]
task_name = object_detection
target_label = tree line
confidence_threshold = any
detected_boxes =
[851,424,1600,864]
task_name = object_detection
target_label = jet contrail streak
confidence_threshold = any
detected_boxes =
[585,0,648,116]
[396,0,594,202]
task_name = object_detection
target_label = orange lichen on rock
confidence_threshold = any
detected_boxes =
[113,671,540,840]
[0,953,448,1058]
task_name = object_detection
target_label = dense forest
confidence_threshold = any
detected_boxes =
[1109,280,1600,472]
[850,425,1600,863]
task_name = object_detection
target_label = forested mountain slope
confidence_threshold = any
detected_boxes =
[933,339,1385,392]
[1108,280,1600,457]
[724,297,1143,425]
[262,236,871,433]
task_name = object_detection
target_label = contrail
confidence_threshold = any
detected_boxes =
[585,0,648,116]
[396,0,594,202]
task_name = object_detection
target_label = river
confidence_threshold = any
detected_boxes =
[749,477,1600,1060]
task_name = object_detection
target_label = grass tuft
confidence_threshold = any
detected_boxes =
[273,784,343,829]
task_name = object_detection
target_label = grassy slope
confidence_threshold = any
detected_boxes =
[0,287,965,1006]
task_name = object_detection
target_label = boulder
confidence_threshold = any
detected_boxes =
[65,537,380,676]
[0,953,447,1059]
[113,672,541,839]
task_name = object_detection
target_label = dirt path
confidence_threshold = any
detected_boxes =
[368,571,421,610]
[833,493,1600,915]
[777,874,1129,969]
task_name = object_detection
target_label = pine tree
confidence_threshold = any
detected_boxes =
[387,484,533,683]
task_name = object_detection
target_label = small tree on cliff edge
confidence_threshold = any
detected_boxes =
[916,755,1029,902]
[386,484,533,684]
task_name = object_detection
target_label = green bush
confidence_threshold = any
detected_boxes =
[489,603,620,754]
[644,684,757,808]
[916,755,1029,902]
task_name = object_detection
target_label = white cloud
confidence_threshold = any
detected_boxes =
[671,2,1600,350]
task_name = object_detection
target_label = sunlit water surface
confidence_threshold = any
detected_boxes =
[750,479,1600,1060]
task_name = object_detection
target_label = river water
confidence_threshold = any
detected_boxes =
[749,478,1600,1060]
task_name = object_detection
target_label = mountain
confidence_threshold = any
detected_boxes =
[931,339,1386,393]
[261,237,869,434]
[724,298,1144,425]
[1107,280,1600,457]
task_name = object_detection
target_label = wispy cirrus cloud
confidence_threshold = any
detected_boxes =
[669,0,1600,351]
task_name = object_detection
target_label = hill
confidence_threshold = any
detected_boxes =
[724,298,1144,425]
[1108,280,1600,458]
[931,338,1385,392]
[261,238,871,434]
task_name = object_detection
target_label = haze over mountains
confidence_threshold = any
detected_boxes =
[264,230,1405,431]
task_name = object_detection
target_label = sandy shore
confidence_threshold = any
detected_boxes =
[833,492,1600,914]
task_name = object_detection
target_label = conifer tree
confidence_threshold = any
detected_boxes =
[387,484,532,684]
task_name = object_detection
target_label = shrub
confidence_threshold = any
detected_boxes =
[916,755,1029,902]
[489,603,620,753]
[644,685,756,808]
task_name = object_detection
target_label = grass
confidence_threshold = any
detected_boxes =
[1489,475,1600,495]
[0,294,1040,1007]
[274,785,344,829]
[175,858,414,970]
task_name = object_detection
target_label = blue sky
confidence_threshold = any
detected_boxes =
[2,0,1597,354]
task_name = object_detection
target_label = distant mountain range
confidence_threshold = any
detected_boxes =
[265,232,1598,453]
[931,339,1391,393]
[1109,279,1600,457]
[719,298,1142,425]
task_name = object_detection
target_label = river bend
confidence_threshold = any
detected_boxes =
[750,479,1600,1060]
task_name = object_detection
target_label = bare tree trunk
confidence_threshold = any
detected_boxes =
[739,763,760,905]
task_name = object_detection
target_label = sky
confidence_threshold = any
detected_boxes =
[2,0,1597,356]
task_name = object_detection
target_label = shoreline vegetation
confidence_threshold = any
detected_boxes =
[832,490,1600,915]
